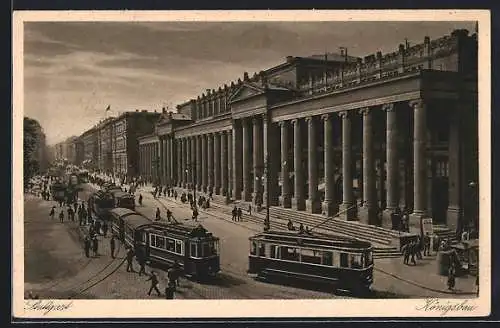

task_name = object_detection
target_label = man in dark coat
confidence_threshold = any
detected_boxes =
[83,236,91,258]
[146,271,161,296]
[126,247,135,272]
[110,236,116,259]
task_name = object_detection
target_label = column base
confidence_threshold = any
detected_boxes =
[339,203,357,221]
[292,197,306,211]
[252,192,261,205]
[307,199,322,214]
[382,208,397,230]
[320,200,337,216]
[221,188,227,197]
[409,211,426,234]
[215,186,221,195]
[279,195,292,208]
[446,206,461,235]
[232,190,241,201]
[358,206,378,225]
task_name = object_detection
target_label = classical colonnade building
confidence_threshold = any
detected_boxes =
[139,29,478,233]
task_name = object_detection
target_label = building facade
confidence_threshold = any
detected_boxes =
[113,110,160,178]
[139,30,479,234]
[81,127,99,169]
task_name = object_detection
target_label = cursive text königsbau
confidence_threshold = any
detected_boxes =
[415,298,477,316]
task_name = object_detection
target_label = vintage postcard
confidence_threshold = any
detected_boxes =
[12,10,491,319]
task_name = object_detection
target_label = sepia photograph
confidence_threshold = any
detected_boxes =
[13,10,491,318]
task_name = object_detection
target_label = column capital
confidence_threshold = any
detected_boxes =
[359,107,371,115]
[252,116,260,124]
[409,99,424,109]
[291,118,300,125]
[382,103,395,112]
[321,113,333,122]
[305,115,317,123]
[338,110,350,119]
[278,120,288,128]
[261,113,269,122]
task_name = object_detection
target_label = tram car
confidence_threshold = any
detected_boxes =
[248,230,374,294]
[88,190,115,221]
[109,208,220,279]
[50,181,67,202]
[109,190,136,210]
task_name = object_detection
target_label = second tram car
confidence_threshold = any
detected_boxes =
[248,230,373,294]
[109,190,135,210]
[109,207,221,279]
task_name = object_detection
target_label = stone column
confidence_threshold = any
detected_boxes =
[176,139,182,187]
[202,134,208,191]
[190,136,196,189]
[227,130,234,200]
[196,135,202,191]
[359,107,377,225]
[163,137,168,185]
[262,114,269,208]
[158,138,164,184]
[410,99,428,228]
[242,118,251,201]
[208,133,214,192]
[180,138,186,188]
[252,116,263,205]
[232,121,242,200]
[221,131,228,196]
[321,114,336,216]
[169,136,175,186]
[214,132,221,194]
[292,118,306,210]
[306,116,320,213]
[280,121,291,208]
[339,111,356,220]
[382,103,399,228]
[447,103,462,232]
[186,137,192,188]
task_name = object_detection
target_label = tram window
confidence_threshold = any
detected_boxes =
[202,242,211,257]
[258,243,266,257]
[250,241,257,255]
[350,254,363,269]
[340,253,348,268]
[213,240,219,255]
[270,245,280,259]
[300,248,321,264]
[167,239,176,252]
[321,251,333,266]
[196,244,202,258]
[365,251,373,266]
[190,243,197,257]
[157,236,165,249]
[281,247,299,262]
[175,241,183,254]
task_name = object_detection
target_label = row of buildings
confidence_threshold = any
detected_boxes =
[53,111,161,178]
[56,29,479,233]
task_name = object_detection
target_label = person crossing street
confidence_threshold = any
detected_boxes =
[146,271,161,297]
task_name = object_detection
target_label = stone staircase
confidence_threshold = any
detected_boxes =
[208,201,404,259]
[432,224,458,244]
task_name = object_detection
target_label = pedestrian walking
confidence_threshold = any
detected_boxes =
[416,236,423,260]
[92,236,99,256]
[126,247,135,272]
[49,206,55,220]
[146,271,161,296]
[423,233,431,256]
[138,194,143,206]
[236,207,242,222]
[401,242,410,265]
[192,207,199,221]
[232,207,237,221]
[447,263,456,291]
[109,235,116,258]
[165,283,175,299]
[409,241,417,265]
[102,222,108,237]
[84,236,91,258]
[166,209,173,222]
[67,207,74,222]
[248,204,252,216]
[73,202,78,214]
[155,207,161,221]
[59,210,64,223]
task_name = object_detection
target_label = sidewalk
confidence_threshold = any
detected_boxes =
[122,184,481,297]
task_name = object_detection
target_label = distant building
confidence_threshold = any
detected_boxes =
[111,110,160,179]
[81,127,99,170]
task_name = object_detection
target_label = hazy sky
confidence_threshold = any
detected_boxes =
[23,21,475,145]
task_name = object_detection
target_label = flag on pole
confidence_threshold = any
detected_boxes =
[105,105,111,112]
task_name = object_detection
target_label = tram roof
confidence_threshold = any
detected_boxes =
[123,214,153,230]
[250,230,372,249]
[109,207,137,217]
[144,222,218,240]
[111,190,133,199]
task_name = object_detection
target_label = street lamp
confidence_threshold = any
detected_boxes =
[256,155,271,230]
